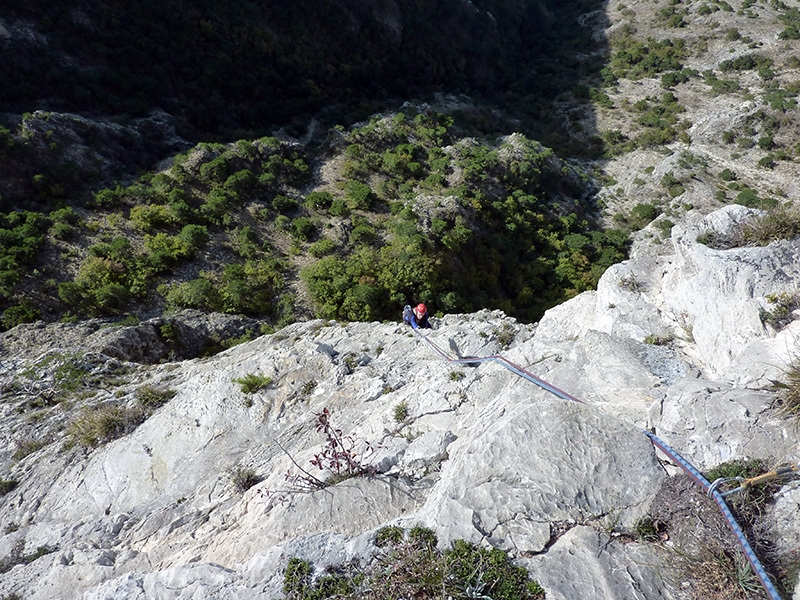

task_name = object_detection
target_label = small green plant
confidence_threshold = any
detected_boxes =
[450,371,466,382]
[283,557,359,600]
[68,404,144,448]
[495,322,516,349]
[760,292,800,330]
[0,542,56,575]
[408,526,439,549]
[135,385,177,410]
[234,373,273,394]
[773,355,800,421]
[300,380,317,397]
[633,516,665,541]
[0,478,19,496]
[343,354,358,371]
[688,547,762,600]
[375,525,405,547]
[704,457,783,527]
[283,557,313,598]
[12,438,47,461]
[741,205,800,246]
[630,202,661,229]
[393,400,409,422]
[654,219,675,237]
[228,464,263,493]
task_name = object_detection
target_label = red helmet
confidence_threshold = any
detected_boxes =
[416,303,427,315]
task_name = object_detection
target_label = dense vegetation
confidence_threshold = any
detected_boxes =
[0,110,628,330]
[283,526,545,600]
[0,0,626,331]
[6,0,797,333]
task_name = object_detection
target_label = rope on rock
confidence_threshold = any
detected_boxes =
[645,432,783,600]
[413,328,585,404]
[411,327,784,600]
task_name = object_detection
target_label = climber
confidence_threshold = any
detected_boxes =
[403,303,431,329]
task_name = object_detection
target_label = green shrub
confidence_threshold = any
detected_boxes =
[230,226,260,259]
[741,205,800,245]
[50,220,75,240]
[201,188,235,226]
[135,385,177,410]
[93,185,127,208]
[345,181,374,209]
[49,206,79,224]
[660,69,694,88]
[234,373,273,394]
[328,198,350,217]
[130,204,178,231]
[223,169,257,196]
[774,353,800,422]
[199,154,232,185]
[349,223,377,246]
[660,171,685,197]
[162,277,219,310]
[216,259,284,315]
[704,72,740,95]
[630,203,661,228]
[268,194,296,214]
[0,478,19,496]
[68,404,144,448]
[609,36,686,79]
[2,300,40,329]
[177,224,209,248]
[758,155,776,170]
[779,26,800,40]
[304,191,334,210]
[283,558,315,598]
[308,238,336,257]
[393,400,409,422]
[375,525,405,547]
[654,219,675,237]
[0,211,49,302]
[144,232,197,271]
[228,464,263,493]
[291,217,317,241]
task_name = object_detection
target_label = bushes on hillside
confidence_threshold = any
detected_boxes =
[21,111,630,327]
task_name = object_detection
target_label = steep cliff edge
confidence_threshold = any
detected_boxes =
[1,205,798,599]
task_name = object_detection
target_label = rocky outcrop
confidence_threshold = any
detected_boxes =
[0,309,263,364]
[0,206,798,599]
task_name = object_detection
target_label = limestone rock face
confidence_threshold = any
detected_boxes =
[1,207,799,599]
[522,526,674,600]
[417,396,663,551]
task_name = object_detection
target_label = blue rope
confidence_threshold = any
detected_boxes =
[412,328,783,600]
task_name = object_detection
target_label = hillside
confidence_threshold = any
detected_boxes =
[3,0,800,334]
[2,0,800,598]
[1,204,799,600]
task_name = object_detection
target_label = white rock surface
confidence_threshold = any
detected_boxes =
[1,205,799,599]
[522,526,674,600]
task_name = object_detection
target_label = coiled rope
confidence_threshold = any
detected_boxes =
[411,327,784,600]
